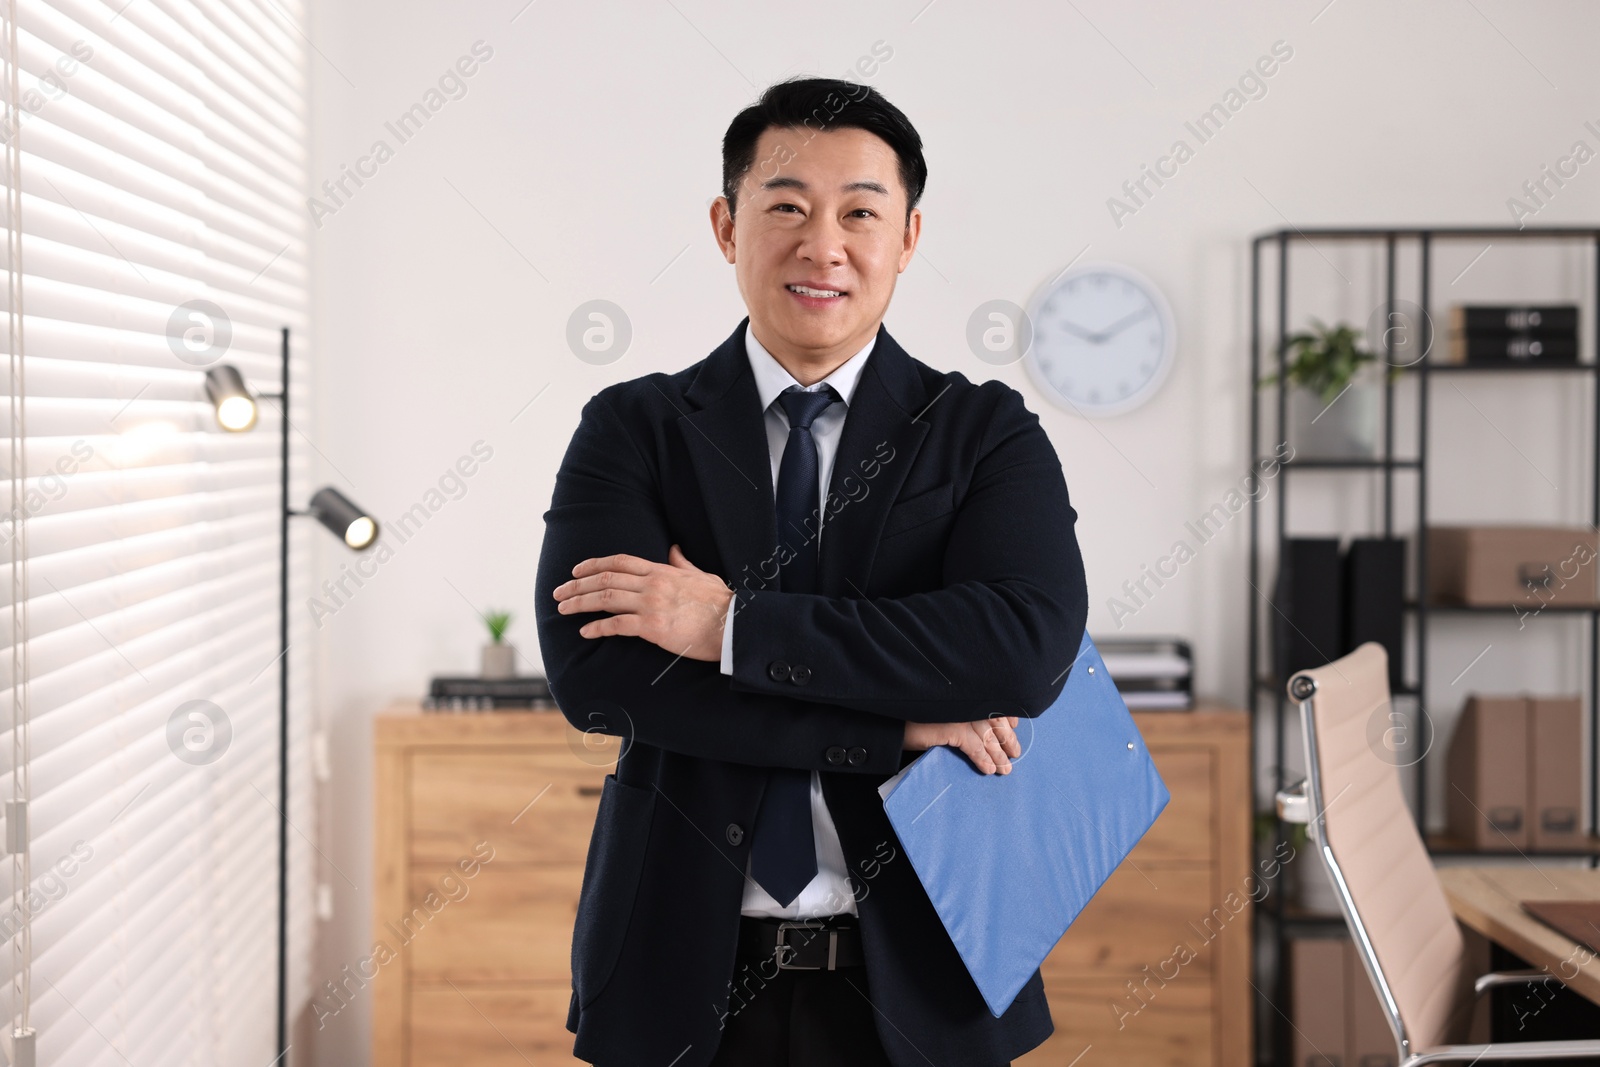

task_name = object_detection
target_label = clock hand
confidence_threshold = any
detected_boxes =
[1089,306,1152,342]
[1052,318,1102,343]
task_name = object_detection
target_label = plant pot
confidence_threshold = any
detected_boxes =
[481,642,517,680]
[1286,379,1379,459]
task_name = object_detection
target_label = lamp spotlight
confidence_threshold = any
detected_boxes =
[204,364,258,432]
[308,486,379,550]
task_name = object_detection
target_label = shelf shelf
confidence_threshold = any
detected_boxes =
[1426,831,1600,857]
[1273,457,1422,470]
[1262,906,1349,933]
[1247,225,1600,1067]
[1253,226,1600,242]
[1408,361,1594,374]
[1403,600,1600,615]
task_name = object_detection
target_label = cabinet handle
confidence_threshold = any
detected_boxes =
[577,784,604,797]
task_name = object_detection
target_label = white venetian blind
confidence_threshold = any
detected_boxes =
[0,0,312,1064]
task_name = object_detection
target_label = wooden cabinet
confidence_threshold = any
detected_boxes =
[1018,708,1252,1067]
[373,707,616,1066]
[373,704,1249,1066]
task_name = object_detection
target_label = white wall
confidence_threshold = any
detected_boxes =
[305,1,1600,1061]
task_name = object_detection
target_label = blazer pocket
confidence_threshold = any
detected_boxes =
[880,483,955,539]
[571,773,656,1009]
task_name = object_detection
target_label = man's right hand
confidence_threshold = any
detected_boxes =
[902,716,1021,774]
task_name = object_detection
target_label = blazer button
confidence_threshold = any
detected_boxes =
[788,664,812,686]
[846,746,867,766]
[726,823,744,846]
[825,746,847,765]
[767,660,790,682]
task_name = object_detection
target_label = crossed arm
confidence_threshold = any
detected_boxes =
[534,389,1087,776]
[550,546,1024,774]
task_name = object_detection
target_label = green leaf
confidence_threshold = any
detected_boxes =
[483,610,513,644]
[1259,318,1376,399]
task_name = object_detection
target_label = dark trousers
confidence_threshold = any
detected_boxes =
[708,960,896,1067]
[707,961,1016,1067]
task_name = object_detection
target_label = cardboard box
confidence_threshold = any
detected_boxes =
[1447,694,1585,852]
[1290,937,1400,1067]
[1345,940,1397,1067]
[1291,936,1347,1067]
[1446,696,1528,849]
[1529,696,1583,850]
[1427,526,1599,610]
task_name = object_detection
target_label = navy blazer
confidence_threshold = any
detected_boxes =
[535,316,1088,1067]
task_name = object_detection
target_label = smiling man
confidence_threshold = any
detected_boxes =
[535,77,1087,1067]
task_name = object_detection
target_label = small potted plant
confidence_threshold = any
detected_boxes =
[480,609,516,680]
[1259,318,1399,459]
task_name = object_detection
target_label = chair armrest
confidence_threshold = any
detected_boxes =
[1473,969,1561,998]
[1276,779,1309,824]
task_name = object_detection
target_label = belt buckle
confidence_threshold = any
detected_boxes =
[774,919,836,971]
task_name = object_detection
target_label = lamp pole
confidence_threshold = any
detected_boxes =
[220,326,377,1063]
[252,326,291,1060]
[275,325,290,1060]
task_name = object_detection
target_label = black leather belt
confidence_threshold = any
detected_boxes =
[737,914,865,971]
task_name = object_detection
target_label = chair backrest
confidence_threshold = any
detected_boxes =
[1292,641,1472,1053]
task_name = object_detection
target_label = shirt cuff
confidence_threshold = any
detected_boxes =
[719,600,735,676]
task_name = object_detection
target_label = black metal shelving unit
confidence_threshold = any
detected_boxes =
[1246,226,1600,1066]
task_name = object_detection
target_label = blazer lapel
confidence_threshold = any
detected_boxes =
[679,319,781,600]
[817,324,931,596]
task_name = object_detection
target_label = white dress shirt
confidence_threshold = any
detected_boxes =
[721,322,876,919]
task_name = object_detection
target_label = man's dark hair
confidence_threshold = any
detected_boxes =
[721,77,927,226]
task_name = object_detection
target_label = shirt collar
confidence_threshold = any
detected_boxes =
[745,322,876,413]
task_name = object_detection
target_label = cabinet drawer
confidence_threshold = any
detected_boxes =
[1018,977,1213,1067]
[1043,864,1242,979]
[406,864,583,983]
[409,748,615,865]
[410,982,575,1066]
[1133,748,1214,864]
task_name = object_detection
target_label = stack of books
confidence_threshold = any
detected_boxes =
[1092,637,1193,710]
[424,675,553,711]
[1445,304,1579,366]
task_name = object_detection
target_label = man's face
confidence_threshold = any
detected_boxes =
[712,125,921,368]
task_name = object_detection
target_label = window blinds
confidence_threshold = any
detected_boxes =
[0,0,311,1064]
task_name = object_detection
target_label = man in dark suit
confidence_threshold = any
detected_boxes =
[536,76,1087,1067]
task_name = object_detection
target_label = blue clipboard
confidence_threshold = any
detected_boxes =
[877,632,1169,1017]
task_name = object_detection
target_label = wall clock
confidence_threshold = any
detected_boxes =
[1023,262,1176,417]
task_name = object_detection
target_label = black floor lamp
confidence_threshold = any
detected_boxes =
[205,327,379,1060]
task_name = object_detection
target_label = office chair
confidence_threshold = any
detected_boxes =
[1275,641,1600,1065]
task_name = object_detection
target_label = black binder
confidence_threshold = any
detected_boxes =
[1343,538,1405,690]
[1274,538,1343,679]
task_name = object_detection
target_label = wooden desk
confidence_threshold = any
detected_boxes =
[1438,864,1600,1005]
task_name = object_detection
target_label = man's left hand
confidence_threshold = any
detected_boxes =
[553,544,734,662]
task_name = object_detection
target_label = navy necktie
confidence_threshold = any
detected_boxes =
[749,383,839,907]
